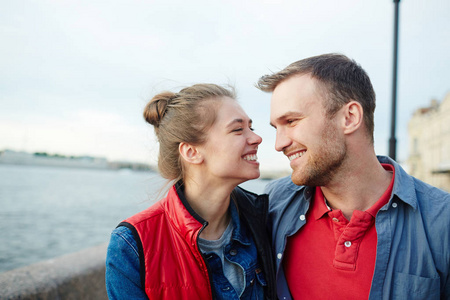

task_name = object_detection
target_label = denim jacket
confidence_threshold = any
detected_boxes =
[266,156,450,300]
[202,199,267,300]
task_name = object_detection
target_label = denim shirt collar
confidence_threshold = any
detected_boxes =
[377,155,418,211]
[229,198,252,246]
[175,180,251,246]
[268,156,419,217]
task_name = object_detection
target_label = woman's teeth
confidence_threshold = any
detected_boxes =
[243,154,258,161]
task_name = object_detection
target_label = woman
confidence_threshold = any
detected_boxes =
[105,83,276,299]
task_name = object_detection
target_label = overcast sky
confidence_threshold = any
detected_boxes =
[1,0,449,171]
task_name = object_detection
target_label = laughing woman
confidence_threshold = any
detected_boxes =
[105,84,276,299]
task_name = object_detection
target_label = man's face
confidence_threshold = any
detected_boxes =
[270,74,347,186]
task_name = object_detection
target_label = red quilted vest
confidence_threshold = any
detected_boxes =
[122,185,213,299]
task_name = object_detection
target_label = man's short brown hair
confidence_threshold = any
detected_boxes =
[257,53,376,143]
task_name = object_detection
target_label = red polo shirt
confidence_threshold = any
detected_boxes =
[283,164,395,299]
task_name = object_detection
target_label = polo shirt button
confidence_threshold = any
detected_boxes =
[277,253,282,259]
[332,217,339,222]
[229,249,237,256]
[299,215,306,221]
[392,202,398,208]
[344,241,352,247]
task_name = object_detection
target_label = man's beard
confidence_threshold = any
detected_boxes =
[291,122,347,187]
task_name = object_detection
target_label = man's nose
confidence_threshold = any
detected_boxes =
[275,129,291,152]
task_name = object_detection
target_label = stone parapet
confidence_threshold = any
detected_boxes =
[0,243,108,300]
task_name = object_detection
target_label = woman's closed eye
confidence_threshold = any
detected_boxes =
[232,127,255,133]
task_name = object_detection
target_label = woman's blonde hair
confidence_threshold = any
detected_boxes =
[143,83,236,182]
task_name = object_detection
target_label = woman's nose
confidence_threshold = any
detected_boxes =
[248,131,262,145]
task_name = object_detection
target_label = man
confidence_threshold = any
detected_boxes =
[257,53,449,299]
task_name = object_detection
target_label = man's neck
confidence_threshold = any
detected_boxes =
[320,156,393,220]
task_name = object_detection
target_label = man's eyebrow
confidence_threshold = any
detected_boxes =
[270,111,304,128]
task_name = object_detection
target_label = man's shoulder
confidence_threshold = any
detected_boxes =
[264,175,304,195]
[394,173,450,243]
[264,176,310,212]
[381,155,450,213]
[411,176,450,215]
[407,177,450,264]
[412,176,450,198]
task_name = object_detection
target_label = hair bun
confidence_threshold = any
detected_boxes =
[143,92,177,127]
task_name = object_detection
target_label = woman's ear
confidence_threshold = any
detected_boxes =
[343,101,363,135]
[179,142,203,164]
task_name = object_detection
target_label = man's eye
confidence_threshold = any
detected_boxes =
[232,128,243,132]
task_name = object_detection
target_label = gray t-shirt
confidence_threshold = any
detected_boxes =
[198,222,245,296]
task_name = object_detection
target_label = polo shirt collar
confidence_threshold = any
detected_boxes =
[365,163,395,217]
[312,162,395,220]
[312,186,331,220]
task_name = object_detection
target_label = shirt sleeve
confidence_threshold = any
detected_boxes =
[445,272,450,299]
[105,226,148,299]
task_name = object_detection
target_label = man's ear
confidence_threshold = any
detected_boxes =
[179,142,203,164]
[342,101,363,135]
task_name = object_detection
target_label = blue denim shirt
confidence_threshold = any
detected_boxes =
[105,200,267,299]
[266,156,450,300]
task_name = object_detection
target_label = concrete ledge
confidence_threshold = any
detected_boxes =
[0,243,108,300]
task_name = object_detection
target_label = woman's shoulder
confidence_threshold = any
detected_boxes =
[122,200,167,226]
[110,226,138,251]
[106,225,145,298]
[233,185,267,199]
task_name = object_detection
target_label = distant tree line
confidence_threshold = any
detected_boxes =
[33,152,93,159]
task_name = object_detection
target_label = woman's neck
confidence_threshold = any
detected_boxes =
[183,178,234,240]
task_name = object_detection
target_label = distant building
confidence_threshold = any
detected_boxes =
[407,92,450,191]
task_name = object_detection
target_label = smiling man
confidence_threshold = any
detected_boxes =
[257,53,450,300]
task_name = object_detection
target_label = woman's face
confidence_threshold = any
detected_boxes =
[197,97,262,185]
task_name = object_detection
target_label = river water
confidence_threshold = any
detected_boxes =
[0,164,269,273]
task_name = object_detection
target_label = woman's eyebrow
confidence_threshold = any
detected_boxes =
[226,118,252,128]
